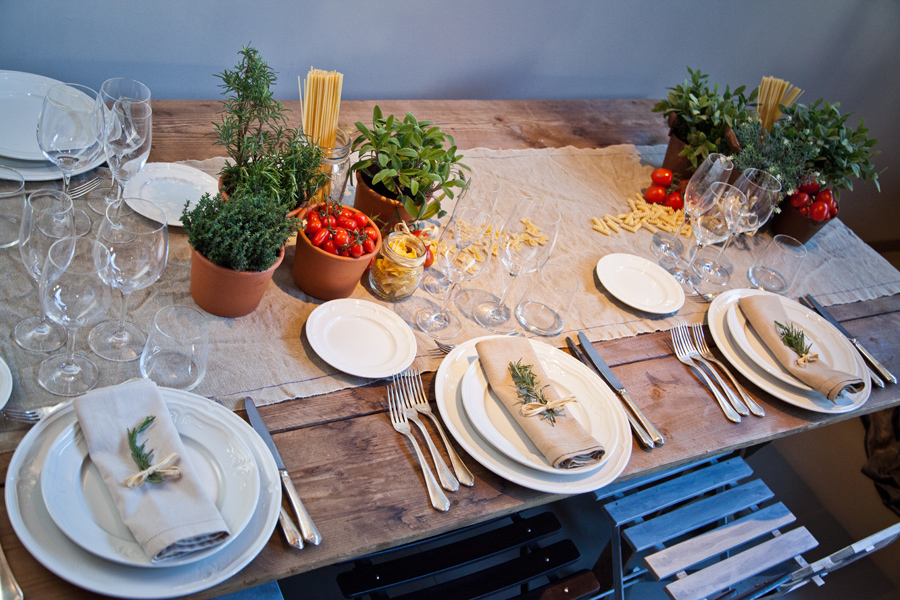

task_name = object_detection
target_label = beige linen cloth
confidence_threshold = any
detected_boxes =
[738,295,865,401]
[475,337,604,468]
[73,379,229,562]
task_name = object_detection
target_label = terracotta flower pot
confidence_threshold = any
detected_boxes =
[661,134,696,182]
[770,204,831,245]
[352,173,414,229]
[189,247,283,318]
[292,206,382,301]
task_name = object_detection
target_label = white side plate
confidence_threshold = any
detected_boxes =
[124,163,218,227]
[595,253,685,314]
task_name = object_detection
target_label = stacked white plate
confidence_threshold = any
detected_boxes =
[0,71,106,182]
[435,336,632,494]
[123,163,218,227]
[708,289,870,414]
[4,389,281,598]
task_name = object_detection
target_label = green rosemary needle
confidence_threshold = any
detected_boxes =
[128,416,164,484]
[776,320,813,358]
[508,360,561,426]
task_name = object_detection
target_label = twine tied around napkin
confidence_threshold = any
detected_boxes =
[508,359,578,422]
[124,416,181,488]
[775,320,820,368]
[475,338,605,469]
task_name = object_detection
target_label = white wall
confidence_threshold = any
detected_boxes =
[2,0,897,244]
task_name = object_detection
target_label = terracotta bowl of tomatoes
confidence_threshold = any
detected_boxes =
[772,183,838,244]
[292,204,382,301]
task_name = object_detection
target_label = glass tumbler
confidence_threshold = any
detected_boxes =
[747,234,808,295]
[515,264,581,336]
[139,305,209,391]
[0,167,26,248]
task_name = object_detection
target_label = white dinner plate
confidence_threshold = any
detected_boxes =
[124,163,218,227]
[306,299,416,378]
[5,389,281,599]
[0,71,63,161]
[0,356,11,411]
[461,356,615,475]
[708,289,869,414]
[40,401,260,567]
[595,253,685,314]
[0,150,106,182]
[725,296,860,392]
[435,336,632,494]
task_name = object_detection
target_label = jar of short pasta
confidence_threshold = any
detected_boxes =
[369,231,426,301]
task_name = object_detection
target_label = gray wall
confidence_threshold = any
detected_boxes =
[2,0,897,245]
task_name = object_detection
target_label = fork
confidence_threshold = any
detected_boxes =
[394,373,458,492]
[678,325,749,418]
[67,177,103,199]
[671,325,741,423]
[691,323,765,418]
[433,340,455,355]
[387,383,450,512]
[402,368,474,487]
[2,401,67,424]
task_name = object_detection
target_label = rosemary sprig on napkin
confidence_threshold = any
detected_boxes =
[508,360,571,425]
[126,416,180,488]
[776,320,819,368]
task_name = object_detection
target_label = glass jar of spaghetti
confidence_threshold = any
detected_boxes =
[369,231,426,301]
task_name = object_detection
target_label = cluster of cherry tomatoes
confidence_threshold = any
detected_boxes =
[787,181,838,222]
[303,204,379,258]
[643,168,685,210]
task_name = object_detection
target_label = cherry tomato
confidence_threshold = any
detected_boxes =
[651,168,673,187]
[311,228,330,247]
[644,185,667,203]
[809,200,829,222]
[789,192,810,209]
[797,205,810,216]
[663,192,684,210]
[349,243,364,258]
[333,227,350,249]
[815,189,834,205]
[799,180,821,195]
[321,239,337,255]
[340,207,354,219]
[363,238,376,254]
[364,226,378,242]
[353,212,369,229]
[337,216,359,231]
[828,203,839,219]
[322,214,336,228]
[424,247,435,268]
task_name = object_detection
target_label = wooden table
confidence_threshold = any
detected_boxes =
[2,100,899,599]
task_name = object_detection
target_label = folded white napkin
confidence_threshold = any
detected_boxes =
[73,380,230,562]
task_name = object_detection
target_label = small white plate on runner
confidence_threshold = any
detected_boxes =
[307,299,416,378]
[0,70,63,161]
[725,294,860,391]
[124,163,218,227]
[595,253,685,314]
[460,356,615,475]
[708,289,869,414]
[0,356,11,411]
[40,402,260,567]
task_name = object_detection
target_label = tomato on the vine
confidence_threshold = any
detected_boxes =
[337,216,359,231]
[424,247,435,268]
[353,212,369,229]
[363,238,376,254]
[651,168,673,187]
[321,239,337,254]
[333,227,350,249]
[349,243,364,258]
[799,180,821,195]
[789,192,810,209]
[663,192,684,210]
[809,200,829,222]
[644,185,667,203]
[311,228,330,247]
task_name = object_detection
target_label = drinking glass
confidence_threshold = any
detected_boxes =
[90,78,152,215]
[37,237,113,396]
[651,153,734,266]
[89,199,168,361]
[14,190,75,351]
[0,167,26,248]
[670,182,746,288]
[695,168,782,285]
[416,207,494,339]
[748,234,807,295]
[36,83,104,195]
[473,197,561,333]
[515,263,581,336]
[140,305,209,391]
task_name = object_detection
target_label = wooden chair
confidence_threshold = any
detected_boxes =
[336,511,599,600]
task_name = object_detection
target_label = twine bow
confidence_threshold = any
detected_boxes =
[520,395,578,419]
[795,352,819,368]
[125,452,181,489]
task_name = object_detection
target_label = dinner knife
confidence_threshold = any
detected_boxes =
[245,397,323,546]
[576,332,666,446]
[803,295,896,385]
[566,337,654,450]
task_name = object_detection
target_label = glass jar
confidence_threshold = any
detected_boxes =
[369,231,426,301]
[318,128,352,204]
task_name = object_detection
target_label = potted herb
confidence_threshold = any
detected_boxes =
[351,106,470,227]
[732,117,818,199]
[653,67,757,179]
[770,99,880,243]
[212,46,328,214]
[181,191,300,317]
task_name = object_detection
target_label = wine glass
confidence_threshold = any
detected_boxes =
[416,208,494,339]
[473,197,561,333]
[36,83,104,195]
[37,237,113,396]
[88,199,168,362]
[89,78,152,217]
[650,153,734,266]
[695,168,782,286]
[14,190,75,351]
[670,182,746,289]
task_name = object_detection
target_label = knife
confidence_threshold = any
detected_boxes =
[566,337,654,450]
[576,332,665,446]
[803,295,896,385]
[245,397,323,546]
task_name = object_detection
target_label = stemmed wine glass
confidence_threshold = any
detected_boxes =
[416,207,494,339]
[37,237,113,396]
[694,168,782,286]
[473,197,561,333]
[14,190,75,352]
[88,199,168,362]
[670,182,747,289]
[36,83,104,195]
[89,78,152,217]
[650,153,734,266]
